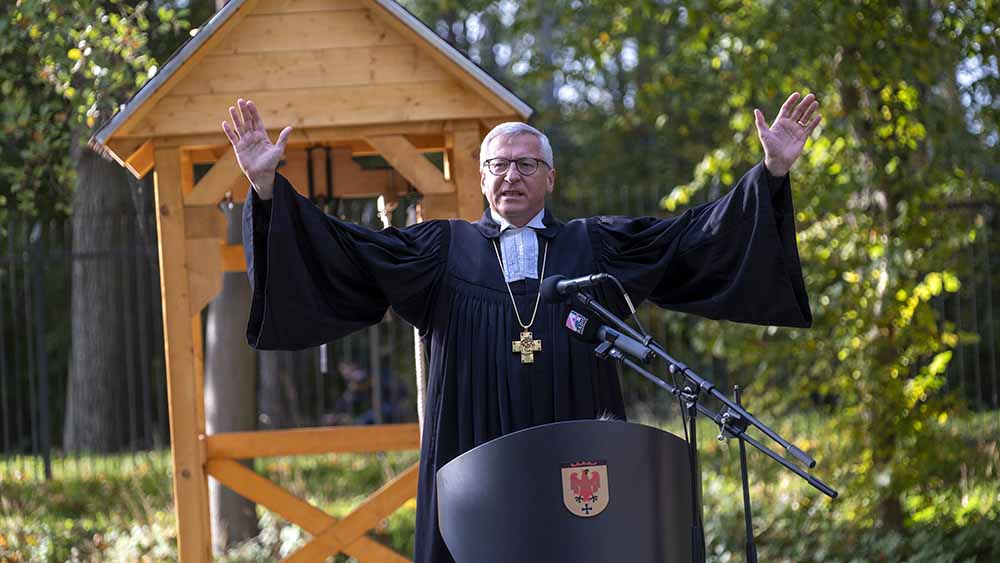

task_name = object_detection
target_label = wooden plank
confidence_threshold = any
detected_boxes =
[207,458,331,534]
[223,243,247,273]
[153,146,213,562]
[115,0,261,138]
[185,149,246,206]
[362,0,512,116]
[419,193,458,220]
[113,121,449,151]
[171,45,451,96]
[124,140,155,178]
[184,205,226,239]
[205,424,421,459]
[187,238,223,316]
[284,464,420,563]
[107,137,148,173]
[365,135,453,195]
[255,0,364,13]
[213,10,408,55]
[447,127,484,221]
[279,147,403,200]
[206,459,412,563]
[188,147,226,164]
[129,81,504,138]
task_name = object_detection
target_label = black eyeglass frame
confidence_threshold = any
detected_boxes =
[481,157,552,176]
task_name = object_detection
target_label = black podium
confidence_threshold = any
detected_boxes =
[437,420,695,563]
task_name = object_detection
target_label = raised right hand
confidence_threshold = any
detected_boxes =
[221,98,293,200]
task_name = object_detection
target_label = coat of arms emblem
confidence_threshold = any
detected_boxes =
[561,460,610,517]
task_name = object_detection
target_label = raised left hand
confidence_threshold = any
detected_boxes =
[754,92,821,177]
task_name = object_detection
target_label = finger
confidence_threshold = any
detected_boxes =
[791,93,816,122]
[229,104,244,135]
[805,113,822,136]
[777,92,801,119]
[247,100,263,132]
[275,126,293,151]
[798,99,820,124]
[237,98,251,132]
[222,121,240,145]
[753,108,769,135]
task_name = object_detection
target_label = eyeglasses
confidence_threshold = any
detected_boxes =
[482,157,550,176]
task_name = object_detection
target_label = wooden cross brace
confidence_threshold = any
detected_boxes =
[206,458,420,563]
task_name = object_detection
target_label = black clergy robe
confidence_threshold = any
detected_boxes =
[242,161,811,563]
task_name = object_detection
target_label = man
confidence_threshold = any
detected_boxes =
[225,92,820,562]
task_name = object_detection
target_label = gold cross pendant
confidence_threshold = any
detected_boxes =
[512,331,542,364]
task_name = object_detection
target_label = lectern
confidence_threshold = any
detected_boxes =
[437,420,696,563]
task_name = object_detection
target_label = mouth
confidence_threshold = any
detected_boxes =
[499,190,526,199]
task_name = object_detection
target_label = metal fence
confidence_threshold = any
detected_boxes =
[0,179,997,481]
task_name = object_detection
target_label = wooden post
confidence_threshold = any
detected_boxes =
[154,145,213,562]
[447,122,484,221]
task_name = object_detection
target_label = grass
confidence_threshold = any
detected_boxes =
[1,411,997,562]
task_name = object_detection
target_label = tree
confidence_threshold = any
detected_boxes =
[2,0,190,452]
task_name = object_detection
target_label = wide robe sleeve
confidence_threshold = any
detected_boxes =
[242,173,448,350]
[590,161,811,327]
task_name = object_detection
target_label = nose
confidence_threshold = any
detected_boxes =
[504,165,522,183]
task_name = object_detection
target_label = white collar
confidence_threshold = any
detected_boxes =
[490,208,546,232]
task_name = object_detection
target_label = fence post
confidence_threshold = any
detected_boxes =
[30,222,51,480]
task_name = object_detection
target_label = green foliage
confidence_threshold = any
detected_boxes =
[2,437,996,562]
[0,0,189,221]
[0,451,421,562]
[401,0,1000,538]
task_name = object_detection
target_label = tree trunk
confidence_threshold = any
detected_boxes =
[205,202,259,551]
[63,144,133,453]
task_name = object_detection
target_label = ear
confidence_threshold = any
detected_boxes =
[546,168,556,193]
[480,168,488,194]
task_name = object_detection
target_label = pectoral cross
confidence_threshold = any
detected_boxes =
[512,331,542,364]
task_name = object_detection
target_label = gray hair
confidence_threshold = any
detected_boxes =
[479,122,554,170]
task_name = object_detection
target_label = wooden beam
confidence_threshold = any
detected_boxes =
[185,149,245,206]
[124,140,155,178]
[418,193,458,220]
[153,146,212,562]
[255,0,365,13]
[187,238,224,316]
[110,121,449,151]
[184,206,226,239]
[284,464,420,563]
[211,9,408,55]
[446,126,484,221]
[171,45,452,97]
[222,243,246,273]
[115,0,262,137]
[365,135,453,195]
[128,81,504,138]
[205,459,412,563]
[205,424,421,460]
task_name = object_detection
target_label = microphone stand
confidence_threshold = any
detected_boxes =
[590,330,840,498]
[733,385,758,563]
[571,291,819,469]
[575,290,838,559]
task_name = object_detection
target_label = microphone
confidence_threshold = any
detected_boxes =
[540,274,612,303]
[563,309,654,363]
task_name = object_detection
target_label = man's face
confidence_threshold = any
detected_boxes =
[480,133,555,227]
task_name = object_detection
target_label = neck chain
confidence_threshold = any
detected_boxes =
[492,237,549,364]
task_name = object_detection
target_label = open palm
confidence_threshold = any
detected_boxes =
[221,98,293,200]
[754,92,821,177]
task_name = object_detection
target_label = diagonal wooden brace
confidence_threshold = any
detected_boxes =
[205,458,414,563]
[365,134,454,195]
[283,462,421,563]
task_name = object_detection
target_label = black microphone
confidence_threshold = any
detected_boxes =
[563,309,654,363]
[540,274,612,303]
